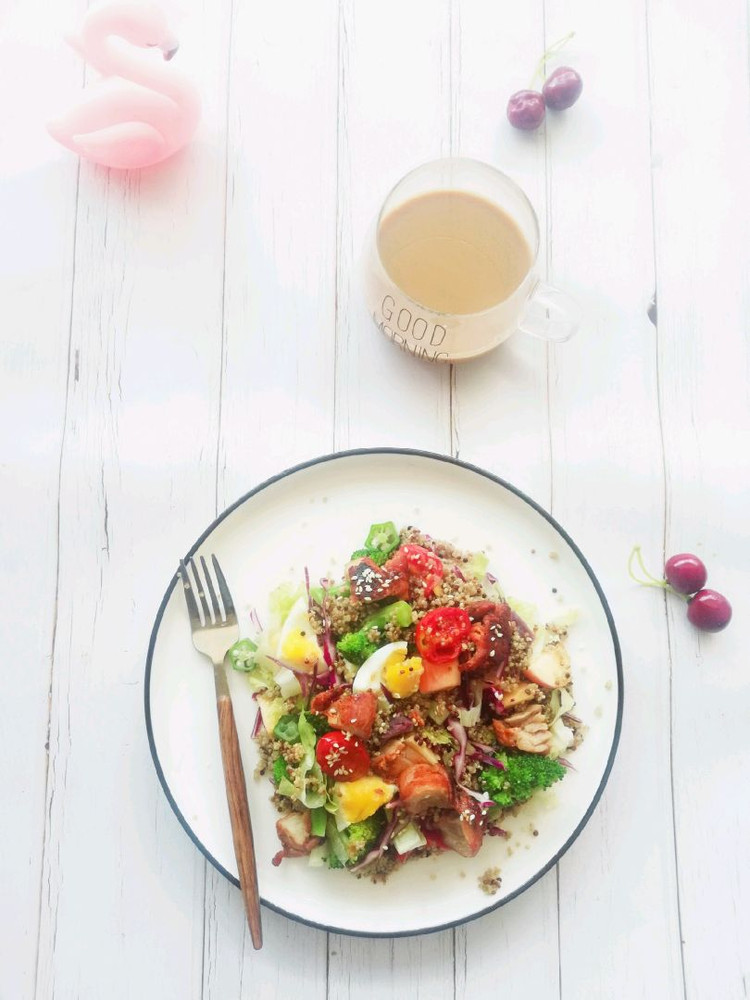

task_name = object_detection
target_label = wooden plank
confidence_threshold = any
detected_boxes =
[201,0,338,995]
[451,3,561,995]
[32,0,232,996]
[0,3,83,996]
[648,0,750,996]
[331,0,453,456]
[534,1,686,995]
[328,0,456,996]
[450,0,551,495]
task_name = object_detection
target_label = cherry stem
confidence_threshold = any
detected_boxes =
[627,545,689,602]
[530,30,576,87]
[627,545,666,588]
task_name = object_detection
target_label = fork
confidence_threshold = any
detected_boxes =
[178,554,263,950]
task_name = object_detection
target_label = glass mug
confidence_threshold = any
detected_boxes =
[363,157,579,362]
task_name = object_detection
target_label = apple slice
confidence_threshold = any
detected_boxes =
[523,642,571,689]
[419,657,460,693]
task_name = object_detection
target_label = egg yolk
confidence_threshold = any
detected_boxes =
[382,650,424,698]
[280,630,319,670]
[334,776,398,823]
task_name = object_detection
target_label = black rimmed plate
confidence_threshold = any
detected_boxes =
[145,449,622,937]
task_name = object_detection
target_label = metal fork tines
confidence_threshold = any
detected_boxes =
[179,555,239,663]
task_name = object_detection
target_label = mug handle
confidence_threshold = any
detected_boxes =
[517,279,580,343]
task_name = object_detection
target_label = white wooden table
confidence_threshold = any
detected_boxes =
[2,1,748,997]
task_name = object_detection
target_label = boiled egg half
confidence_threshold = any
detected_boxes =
[352,641,424,699]
[276,596,322,673]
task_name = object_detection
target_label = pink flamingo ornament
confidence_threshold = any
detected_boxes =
[48,2,201,170]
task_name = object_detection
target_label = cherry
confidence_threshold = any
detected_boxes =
[542,67,583,110]
[628,545,731,633]
[664,553,707,594]
[687,590,732,632]
[507,90,545,131]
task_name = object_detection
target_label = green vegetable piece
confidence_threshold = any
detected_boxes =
[310,582,351,605]
[349,522,399,567]
[336,631,378,666]
[479,751,566,807]
[365,521,400,557]
[325,811,385,867]
[228,638,258,671]
[306,713,331,737]
[272,756,290,785]
[421,726,454,746]
[273,714,300,744]
[339,812,386,863]
[362,600,413,630]
[336,600,414,666]
[310,807,327,838]
[350,547,389,566]
[296,712,326,808]
[277,775,297,799]
[325,816,350,866]
[464,551,489,580]
[269,582,303,626]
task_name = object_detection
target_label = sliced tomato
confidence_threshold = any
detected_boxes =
[315,731,371,781]
[401,544,444,597]
[419,657,461,693]
[383,544,445,599]
[415,607,472,664]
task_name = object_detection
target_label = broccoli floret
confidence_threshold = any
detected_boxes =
[325,811,385,867]
[336,600,413,666]
[336,631,378,666]
[479,752,566,807]
[340,812,386,863]
[350,547,389,566]
[306,713,331,737]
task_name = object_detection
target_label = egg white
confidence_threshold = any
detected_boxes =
[352,641,408,694]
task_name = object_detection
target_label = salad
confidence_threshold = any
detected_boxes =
[230,522,583,881]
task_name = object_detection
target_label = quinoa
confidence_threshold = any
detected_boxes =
[310,594,367,638]
[478,867,503,896]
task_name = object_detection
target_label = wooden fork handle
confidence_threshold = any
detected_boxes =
[214,669,263,949]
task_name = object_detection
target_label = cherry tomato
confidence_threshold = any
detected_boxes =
[393,544,444,597]
[401,544,443,578]
[315,730,371,781]
[415,607,471,664]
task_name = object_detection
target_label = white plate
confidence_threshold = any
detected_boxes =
[145,449,622,937]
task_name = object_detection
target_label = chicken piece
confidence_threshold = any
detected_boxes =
[310,685,348,714]
[347,557,409,603]
[432,791,484,858]
[465,600,500,622]
[459,602,512,675]
[325,690,377,740]
[398,763,453,814]
[272,811,322,866]
[492,704,552,755]
[371,736,438,782]
[501,680,541,709]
